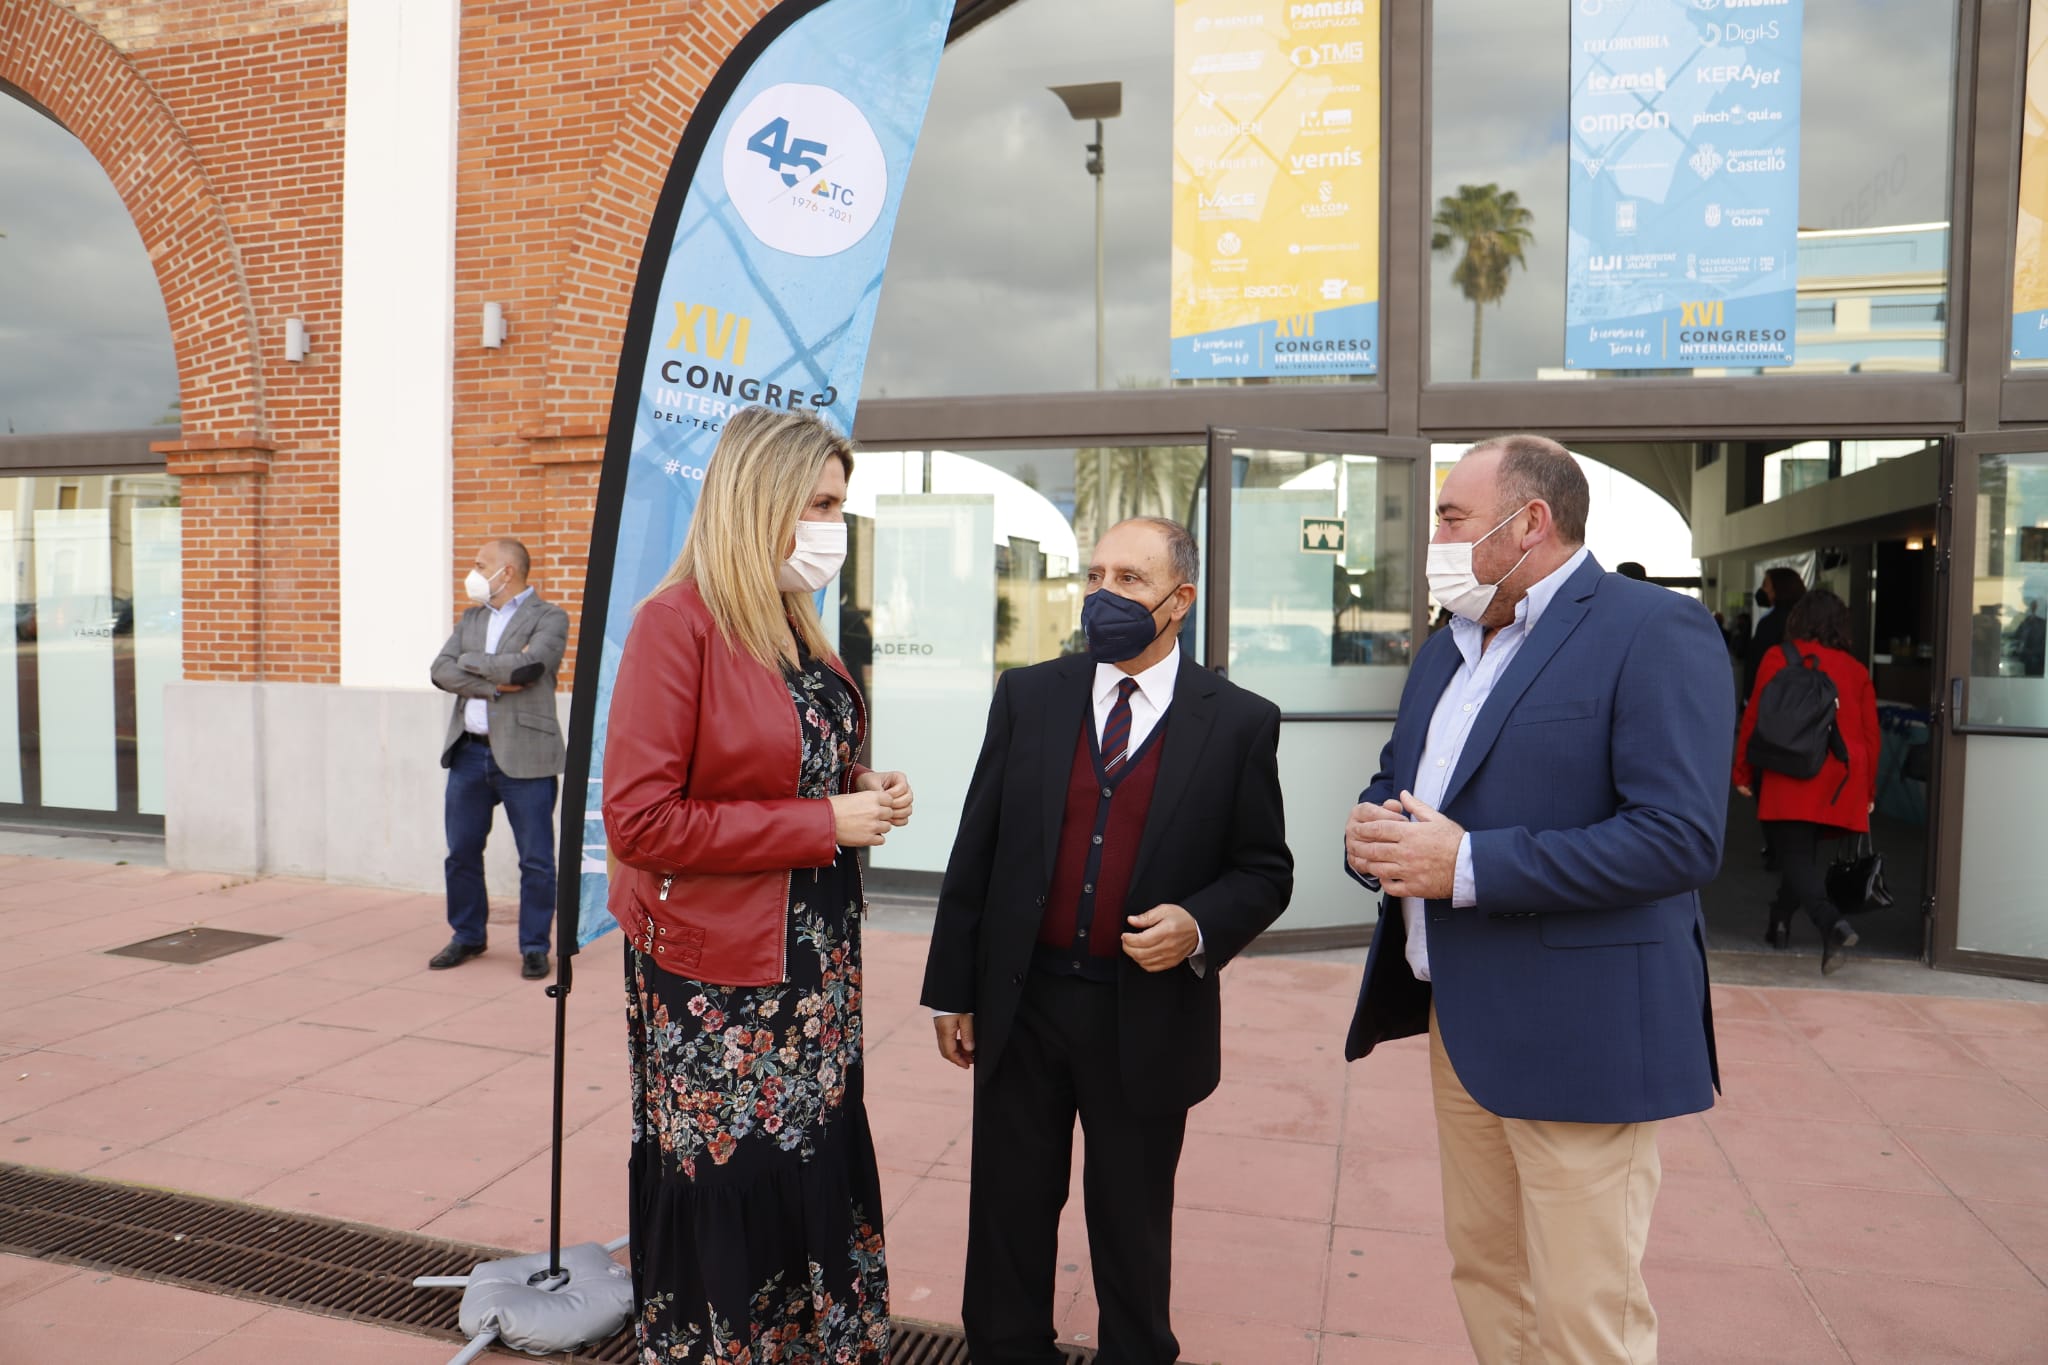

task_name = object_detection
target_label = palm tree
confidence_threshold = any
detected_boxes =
[1073,443,1207,552]
[1432,184,1535,380]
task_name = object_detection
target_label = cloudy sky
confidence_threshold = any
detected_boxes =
[0,91,179,435]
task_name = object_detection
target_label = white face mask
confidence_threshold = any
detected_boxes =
[465,565,506,606]
[777,520,847,592]
[1426,504,1534,622]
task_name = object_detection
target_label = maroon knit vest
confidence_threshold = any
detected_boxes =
[1037,718,1168,977]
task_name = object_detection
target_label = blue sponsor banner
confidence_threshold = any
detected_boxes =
[561,0,948,948]
[2018,308,2048,361]
[1565,0,1803,371]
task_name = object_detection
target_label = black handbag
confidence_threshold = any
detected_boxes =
[1826,832,1893,917]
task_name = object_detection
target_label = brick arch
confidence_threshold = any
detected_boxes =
[511,1,775,688]
[0,0,264,439]
[528,0,776,435]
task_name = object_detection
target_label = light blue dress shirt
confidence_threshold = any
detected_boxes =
[463,586,534,736]
[1401,545,1592,981]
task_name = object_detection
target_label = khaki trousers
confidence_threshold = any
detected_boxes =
[1428,1008,1662,1365]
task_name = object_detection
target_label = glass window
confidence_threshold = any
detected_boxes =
[1955,735,2047,959]
[1753,437,1936,505]
[1429,0,1958,381]
[1842,438,1932,477]
[1,86,179,433]
[1955,460,2048,958]
[1763,442,1833,502]
[1965,451,2048,728]
[839,445,1205,877]
[1225,446,1412,712]
[0,474,180,824]
[866,1,1176,398]
[867,1,1377,398]
[1213,437,1422,936]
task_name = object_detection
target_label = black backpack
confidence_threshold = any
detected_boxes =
[1747,642,1849,797]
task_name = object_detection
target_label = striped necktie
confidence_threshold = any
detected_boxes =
[1102,677,1140,772]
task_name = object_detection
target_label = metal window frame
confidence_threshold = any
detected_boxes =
[864,0,2048,982]
[0,431,169,477]
[1932,427,2048,981]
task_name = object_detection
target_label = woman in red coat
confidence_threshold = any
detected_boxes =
[604,406,914,1363]
[1732,588,1881,973]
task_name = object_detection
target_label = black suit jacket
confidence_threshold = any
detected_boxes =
[919,651,1293,1114]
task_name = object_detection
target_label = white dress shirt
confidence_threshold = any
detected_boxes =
[1402,546,1590,981]
[463,587,534,736]
[1092,645,1178,757]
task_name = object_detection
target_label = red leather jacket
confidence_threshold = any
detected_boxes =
[603,580,868,986]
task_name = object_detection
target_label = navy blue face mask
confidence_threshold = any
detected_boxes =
[1081,583,1185,664]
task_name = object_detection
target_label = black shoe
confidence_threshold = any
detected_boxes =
[428,938,486,970]
[1765,918,1791,950]
[1822,921,1859,976]
[521,951,551,981]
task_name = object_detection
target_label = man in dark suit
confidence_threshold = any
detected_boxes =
[1343,436,1732,1364]
[428,537,570,980]
[922,517,1293,1365]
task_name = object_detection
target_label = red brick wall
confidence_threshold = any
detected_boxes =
[456,0,771,687]
[140,18,348,681]
[2,0,774,688]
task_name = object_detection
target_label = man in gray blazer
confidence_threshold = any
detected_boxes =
[429,537,570,979]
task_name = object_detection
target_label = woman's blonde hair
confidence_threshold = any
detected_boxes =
[646,405,853,670]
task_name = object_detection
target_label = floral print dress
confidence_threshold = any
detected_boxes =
[626,652,887,1364]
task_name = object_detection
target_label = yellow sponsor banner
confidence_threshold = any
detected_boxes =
[2015,0,2048,358]
[1171,0,1380,379]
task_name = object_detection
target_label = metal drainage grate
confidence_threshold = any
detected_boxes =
[0,1162,625,1360]
[106,927,280,964]
[0,1164,1110,1362]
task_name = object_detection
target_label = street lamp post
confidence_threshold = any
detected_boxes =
[1049,82,1122,392]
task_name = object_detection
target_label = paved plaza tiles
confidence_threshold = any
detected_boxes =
[0,852,2045,1362]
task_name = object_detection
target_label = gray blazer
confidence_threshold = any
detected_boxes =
[430,592,571,780]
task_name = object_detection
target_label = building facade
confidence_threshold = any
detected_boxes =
[1,0,2044,981]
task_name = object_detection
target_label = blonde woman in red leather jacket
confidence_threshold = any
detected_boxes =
[603,405,913,1364]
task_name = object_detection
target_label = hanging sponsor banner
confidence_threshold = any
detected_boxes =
[1170,0,1381,380]
[2014,0,2048,359]
[1565,0,1803,370]
[559,0,949,949]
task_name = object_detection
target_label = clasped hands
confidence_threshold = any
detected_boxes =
[1345,791,1465,900]
[829,770,914,847]
[930,902,1200,1069]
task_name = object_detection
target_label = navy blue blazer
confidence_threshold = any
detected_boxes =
[1344,556,1733,1124]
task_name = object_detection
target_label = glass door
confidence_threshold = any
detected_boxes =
[1935,431,2048,981]
[843,443,1209,886]
[1205,426,1429,938]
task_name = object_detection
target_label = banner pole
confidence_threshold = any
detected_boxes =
[545,950,574,1278]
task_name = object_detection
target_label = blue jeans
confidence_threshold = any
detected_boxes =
[444,735,558,953]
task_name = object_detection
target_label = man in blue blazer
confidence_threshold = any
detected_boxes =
[1344,435,1732,1365]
